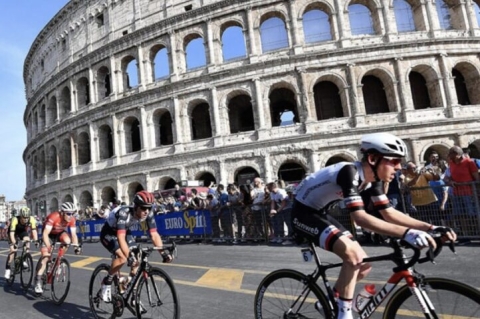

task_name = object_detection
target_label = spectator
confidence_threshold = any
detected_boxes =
[205,193,220,242]
[444,146,479,236]
[239,184,254,242]
[267,182,293,245]
[263,185,274,239]
[251,178,266,240]
[428,165,450,226]
[227,184,243,242]
[173,183,186,200]
[404,161,440,223]
[216,184,234,242]
[386,170,405,212]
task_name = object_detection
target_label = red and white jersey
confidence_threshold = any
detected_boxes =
[45,211,76,235]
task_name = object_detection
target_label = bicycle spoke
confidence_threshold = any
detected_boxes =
[89,264,122,319]
[51,259,70,305]
[20,253,34,290]
[136,268,179,319]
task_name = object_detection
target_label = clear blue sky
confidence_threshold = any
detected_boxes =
[0,1,68,201]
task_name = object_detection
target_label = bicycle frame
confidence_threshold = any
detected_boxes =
[11,241,31,273]
[306,239,438,319]
[45,242,68,284]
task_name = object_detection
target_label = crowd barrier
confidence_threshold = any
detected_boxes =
[28,181,480,244]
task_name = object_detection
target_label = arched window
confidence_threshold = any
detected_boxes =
[452,69,471,105]
[393,0,416,32]
[436,0,452,30]
[77,132,91,165]
[313,81,344,120]
[349,4,375,35]
[474,2,480,28]
[221,26,246,61]
[126,60,138,88]
[185,37,207,70]
[228,95,255,133]
[159,112,174,145]
[99,125,114,159]
[302,9,332,43]
[260,17,289,52]
[362,75,390,114]
[409,71,431,109]
[191,103,212,140]
[153,47,169,79]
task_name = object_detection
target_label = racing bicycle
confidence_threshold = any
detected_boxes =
[36,242,80,304]
[6,240,36,290]
[254,232,480,318]
[89,242,179,319]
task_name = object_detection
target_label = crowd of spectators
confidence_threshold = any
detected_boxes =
[386,146,480,237]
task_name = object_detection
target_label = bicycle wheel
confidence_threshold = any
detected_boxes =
[50,258,71,305]
[135,267,180,319]
[254,269,332,319]
[20,253,34,290]
[5,255,17,287]
[384,277,480,319]
[89,263,121,319]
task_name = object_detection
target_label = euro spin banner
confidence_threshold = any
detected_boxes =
[73,209,212,237]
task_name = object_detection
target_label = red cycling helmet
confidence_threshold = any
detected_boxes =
[133,190,155,208]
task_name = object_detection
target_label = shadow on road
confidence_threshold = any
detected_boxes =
[32,300,93,319]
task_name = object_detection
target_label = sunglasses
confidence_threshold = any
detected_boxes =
[382,156,402,166]
[64,212,75,216]
[139,206,150,211]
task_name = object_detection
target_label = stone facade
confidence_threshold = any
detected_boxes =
[23,0,480,215]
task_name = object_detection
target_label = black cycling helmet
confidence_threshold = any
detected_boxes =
[133,190,155,208]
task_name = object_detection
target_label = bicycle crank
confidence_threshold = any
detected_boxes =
[112,294,124,317]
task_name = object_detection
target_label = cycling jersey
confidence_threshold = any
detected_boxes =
[295,162,390,213]
[8,216,37,233]
[104,206,157,235]
[292,162,391,251]
[44,211,76,235]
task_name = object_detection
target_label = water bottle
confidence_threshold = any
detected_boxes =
[354,284,376,312]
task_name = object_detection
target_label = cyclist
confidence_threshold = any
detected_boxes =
[35,202,81,294]
[99,190,173,304]
[4,207,39,279]
[292,132,456,319]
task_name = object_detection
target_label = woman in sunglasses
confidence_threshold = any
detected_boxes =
[291,132,456,319]
[35,202,81,294]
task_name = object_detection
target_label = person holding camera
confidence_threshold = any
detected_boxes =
[404,161,440,223]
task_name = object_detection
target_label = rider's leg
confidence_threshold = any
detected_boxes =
[4,243,16,278]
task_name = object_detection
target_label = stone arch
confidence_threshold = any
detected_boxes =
[452,60,480,105]
[277,160,308,183]
[225,90,255,133]
[47,144,58,175]
[234,166,260,185]
[321,151,357,167]
[258,11,290,52]
[49,197,59,212]
[418,143,451,164]
[188,100,212,140]
[345,0,383,36]
[121,55,138,89]
[100,186,117,206]
[77,131,91,165]
[220,20,247,62]
[407,64,442,109]
[125,181,145,204]
[47,96,57,126]
[96,65,111,99]
[268,81,300,127]
[62,194,74,204]
[156,176,177,191]
[194,171,217,187]
[313,73,349,119]
[59,86,71,119]
[79,190,93,210]
[60,138,72,170]
[76,76,90,107]
[124,116,142,153]
[98,124,114,159]
[149,42,170,80]
[360,67,398,113]
[300,1,336,42]
[152,108,174,146]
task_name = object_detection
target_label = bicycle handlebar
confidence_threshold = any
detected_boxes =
[392,230,456,271]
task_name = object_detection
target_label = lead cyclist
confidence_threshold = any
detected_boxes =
[291,132,457,319]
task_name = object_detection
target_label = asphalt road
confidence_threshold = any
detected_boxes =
[0,240,478,319]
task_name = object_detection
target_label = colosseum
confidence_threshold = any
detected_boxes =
[23,0,480,215]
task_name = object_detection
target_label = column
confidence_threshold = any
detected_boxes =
[89,123,97,170]
[210,87,222,136]
[465,0,479,35]
[69,80,76,112]
[263,154,273,182]
[109,56,118,98]
[139,106,150,158]
[218,160,228,185]
[172,96,184,152]
[112,114,121,164]
[246,8,259,60]
[334,2,346,41]
[137,44,147,90]
[206,20,216,66]
[116,178,124,204]
[425,0,440,33]
[88,67,96,105]
[346,63,364,127]
[169,31,179,81]
[296,67,312,122]
[309,150,320,173]
[54,90,60,123]
[253,78,265,129]
[70,134,77,175]
[438,53,456,115]
[288,0,303,53]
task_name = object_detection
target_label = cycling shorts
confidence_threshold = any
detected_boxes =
[7,231,30,245]
[100,224,136,255]
[41,232,70,254]
[291,200,354,252]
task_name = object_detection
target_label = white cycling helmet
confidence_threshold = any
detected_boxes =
[61,202,76,212]
[360,133,407,158]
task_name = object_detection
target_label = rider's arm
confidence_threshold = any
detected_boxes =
[379,207,432,231]
[116,231,130,258]
[9,218,17,244]
[352,209,409,238]
[30,217,38,241]
[42,225,53,249]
